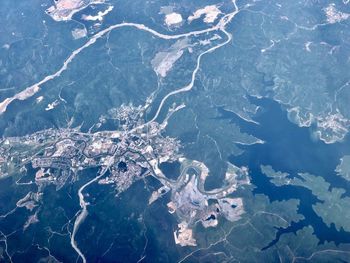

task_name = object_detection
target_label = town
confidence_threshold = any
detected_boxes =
[0,102,249,247]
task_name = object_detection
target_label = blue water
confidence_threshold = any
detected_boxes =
[159,161,181,180]
[226,97,350,249]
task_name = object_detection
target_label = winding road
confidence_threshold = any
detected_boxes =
[2,1,241,262]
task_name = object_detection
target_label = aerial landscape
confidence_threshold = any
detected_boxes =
[0,0,350,262]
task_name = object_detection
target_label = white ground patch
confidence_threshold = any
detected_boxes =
[46,0,106,22]
[45,100,60,111]
[82,5,114,22]
[36,96,44,103]
[324,3,350,23]
[151,38,189,78]
[188,5,222,24]
[72,28,88,39]
[165,12,183,26]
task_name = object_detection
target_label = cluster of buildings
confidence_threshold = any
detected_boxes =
[0,102,249,248]
[0,104,181,195]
